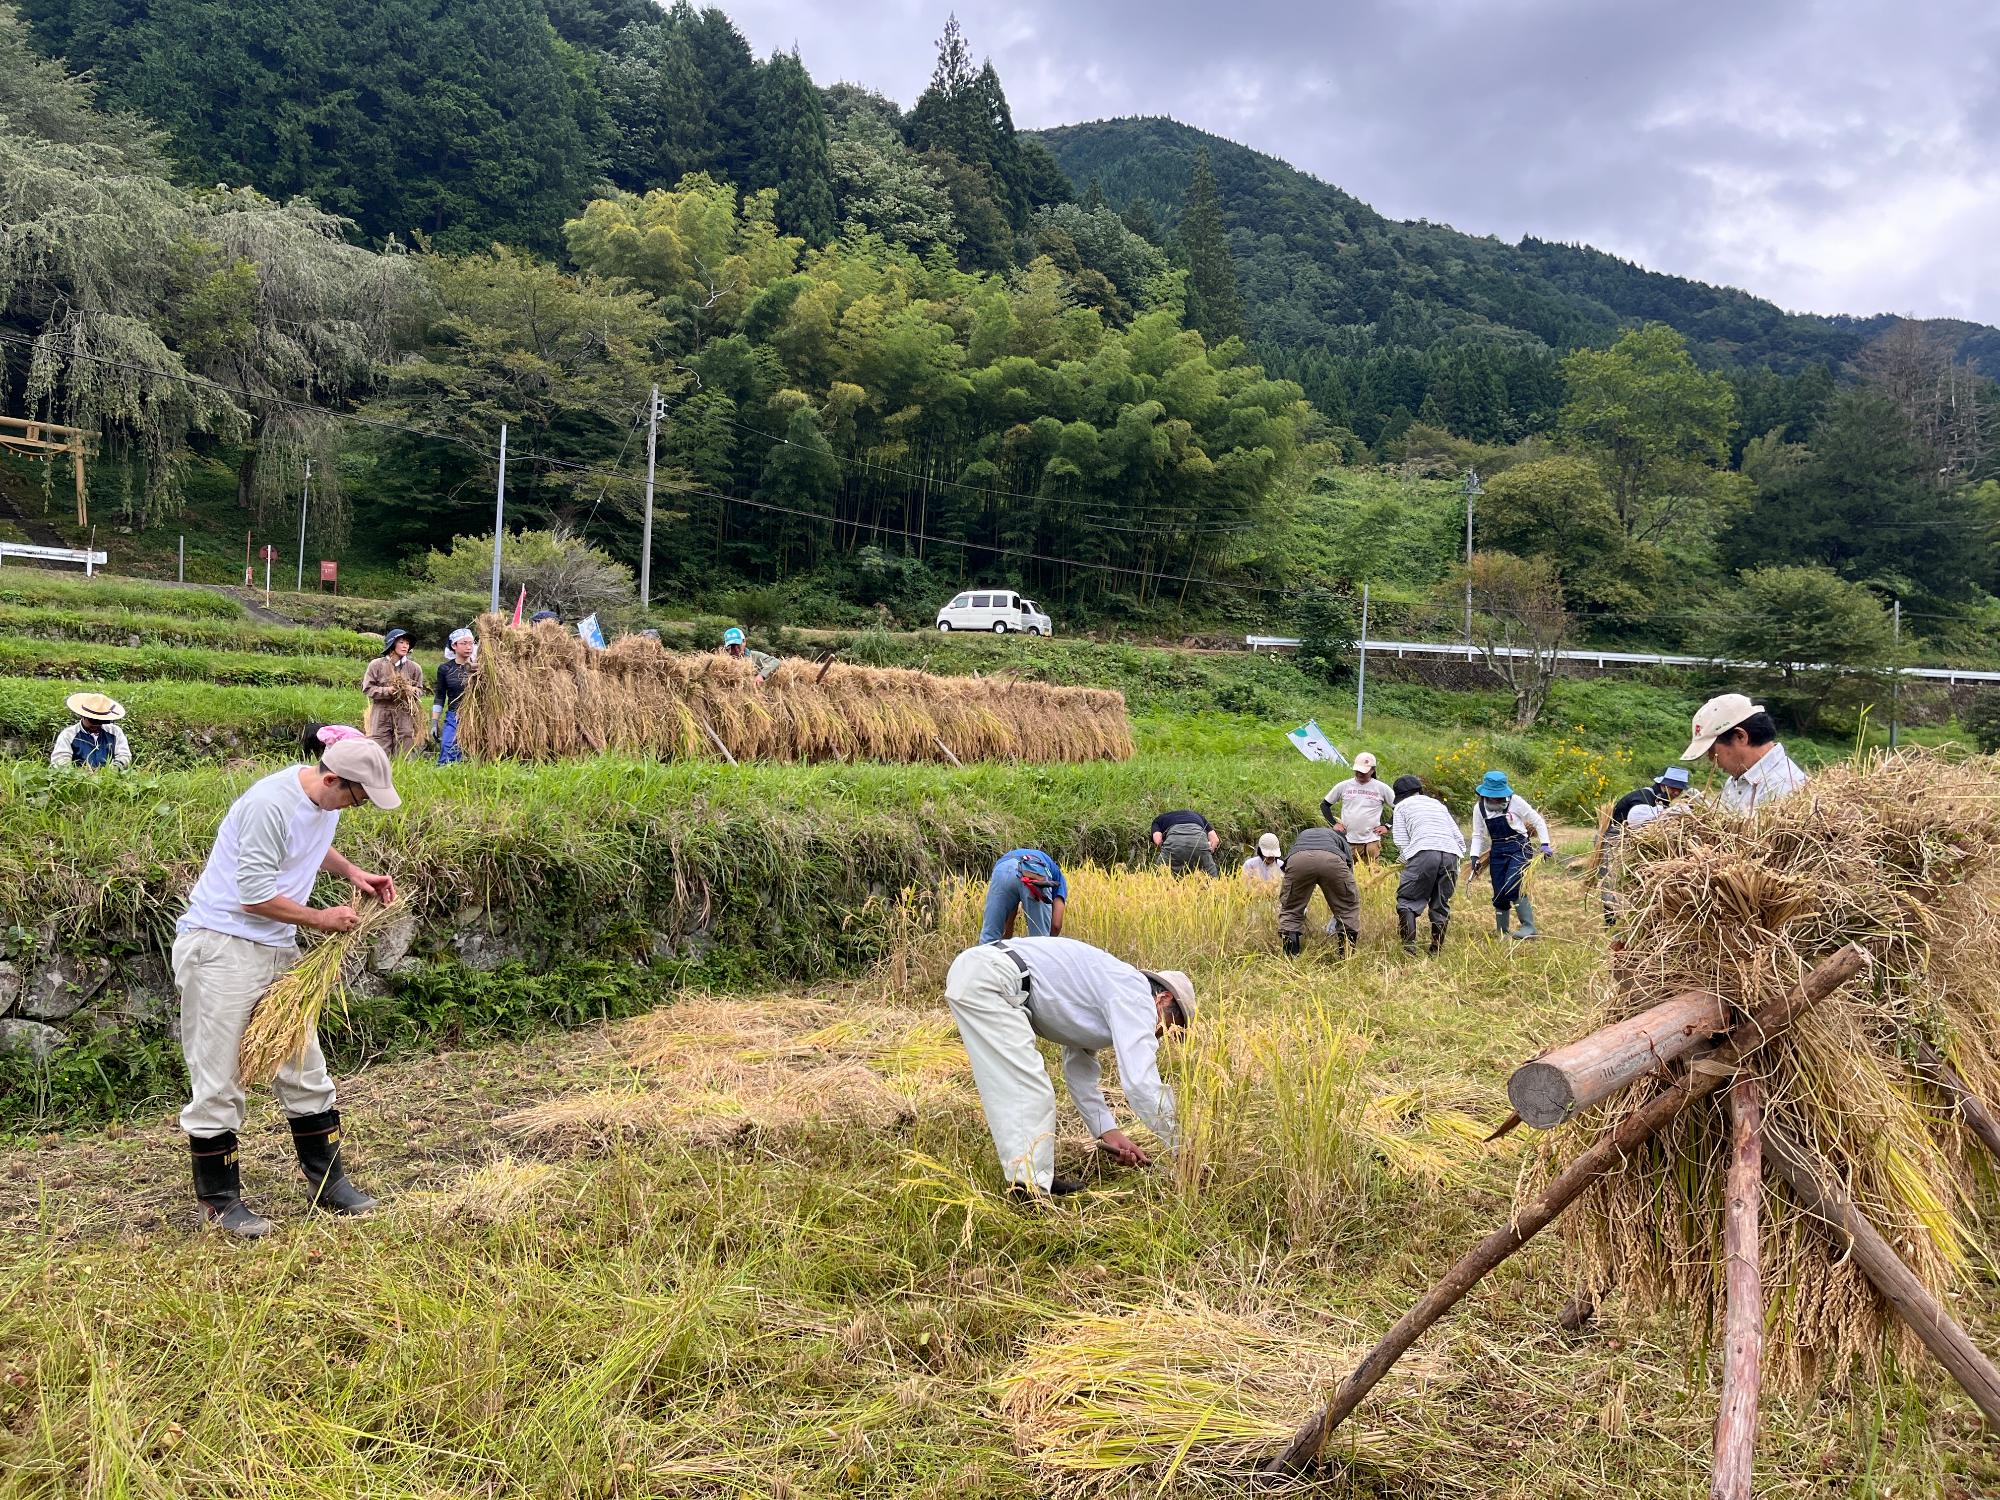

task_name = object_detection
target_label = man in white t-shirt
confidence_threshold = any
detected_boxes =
[1322,753,1395,868]
[175,739,402,1237]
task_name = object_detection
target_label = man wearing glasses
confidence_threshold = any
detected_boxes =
[173,738,401,1237]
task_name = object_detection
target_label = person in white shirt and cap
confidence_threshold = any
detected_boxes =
[1388,774,1465,954]
[943,936,1192,1199]
[50,691,132,770]
[1598,765,1692,927]
[1467,770,1553,940]
[1322,753,1395,869]
[1240,833,1285,888]
[1682,693,1809,814]
[174,737,402,1237]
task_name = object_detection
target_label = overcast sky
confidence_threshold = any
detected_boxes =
[723,0,2000,326]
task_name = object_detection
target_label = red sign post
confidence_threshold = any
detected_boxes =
[319,559,338,593]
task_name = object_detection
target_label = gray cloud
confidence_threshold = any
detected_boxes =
[724,0,2000,324]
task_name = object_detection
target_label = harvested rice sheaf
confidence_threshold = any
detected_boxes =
[457,614,1133,765]
[236,899,394,1085]
[1550,748,2000,1388]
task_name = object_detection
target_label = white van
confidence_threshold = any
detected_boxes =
[935,589,1053,635]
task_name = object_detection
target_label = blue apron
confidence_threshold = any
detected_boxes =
[70,724,117,768]
[1483,805,1529,912]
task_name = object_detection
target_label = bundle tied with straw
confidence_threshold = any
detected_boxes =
[1544,747,2000,1387]
[237,899,395,1085]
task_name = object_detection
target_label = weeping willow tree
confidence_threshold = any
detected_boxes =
[0,2,418,534]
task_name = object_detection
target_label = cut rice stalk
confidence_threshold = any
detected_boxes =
[236,899,394,1085]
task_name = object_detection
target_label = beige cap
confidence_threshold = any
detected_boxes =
[1683,693,1764,761]
[1143,969,1196,1024]
[1257,833,1282,858]
[321,738,402,809]
[66,691,125,722]
[1353,751,1377,774]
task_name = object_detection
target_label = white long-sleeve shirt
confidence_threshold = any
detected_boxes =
[50,722,130,768]
[1467,794,1551,856]
[1323,776,1395,843]
[1390,793,1466,860]
[1720,743,1808,814]
[996,936,1176,1147]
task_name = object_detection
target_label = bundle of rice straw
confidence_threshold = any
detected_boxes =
[1547,748,2000,1387]
[455,615,1133,764]
[996,1301,1469,1494]
[237,900,394,1084]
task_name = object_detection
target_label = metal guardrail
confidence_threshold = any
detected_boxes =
[1244,635,2000,687]
[0,541,107,576]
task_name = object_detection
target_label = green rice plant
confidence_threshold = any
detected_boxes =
[0,600,377,656]
[0,636,358,688]
[0,567,246,619]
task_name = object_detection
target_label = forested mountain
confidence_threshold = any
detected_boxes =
[1036,118,2000,409]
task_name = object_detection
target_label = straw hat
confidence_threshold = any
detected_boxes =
[65,691,126,722]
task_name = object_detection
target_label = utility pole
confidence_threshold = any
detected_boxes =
[639,385,661,610]
[1889,598,1902,749]
[177,535,184,584]
[1463,468,1481,647]
[1355,582,1370,735]
[295,458,312,592]
[489,423,508,614]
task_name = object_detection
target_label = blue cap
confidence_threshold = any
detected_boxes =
[529,610,558,624]
[723,626,745,647]
[1476,771,1514,799]
[1660,766,1691,788]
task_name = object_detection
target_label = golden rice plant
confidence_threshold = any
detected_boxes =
[1550,747,2000,1388]
[456,615,1132,765]
[995,1300,1472,1494]
[236,899,395,1085]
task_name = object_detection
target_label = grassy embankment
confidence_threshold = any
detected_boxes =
[1,866,1989,1498]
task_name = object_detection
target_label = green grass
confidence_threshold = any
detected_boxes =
[0,679,357,763]
[0,637,359,689]
[0,568,247,620]
[0,600,378,656]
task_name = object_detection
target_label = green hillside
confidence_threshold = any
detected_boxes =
[1034,117,2000,377]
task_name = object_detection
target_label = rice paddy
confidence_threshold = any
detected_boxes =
[5,862,1995,1497]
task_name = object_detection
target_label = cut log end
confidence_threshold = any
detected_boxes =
[1508,1060,1577,1129]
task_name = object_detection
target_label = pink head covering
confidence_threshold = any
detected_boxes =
[314,724,365,745]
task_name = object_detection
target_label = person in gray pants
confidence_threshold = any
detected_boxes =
[1277,825,1361,956]
[1150,809,1219,876]
[1388,775,1466,955]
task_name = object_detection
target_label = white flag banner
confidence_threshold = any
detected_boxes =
[577,613,606,649]
[1287,719,1349,766]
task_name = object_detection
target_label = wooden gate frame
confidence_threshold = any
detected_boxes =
[0,417,94,526]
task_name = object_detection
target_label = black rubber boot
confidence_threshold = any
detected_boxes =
[1007,1175,1086,1205]
[1428,921,1449,955]
[1335,924,1358,957]
[1281,931,1302,957]
[289,1109,378,1215]
[190,1133,275,1238]
[1398,909,1419,955]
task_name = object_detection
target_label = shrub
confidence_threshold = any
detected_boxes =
[1293,587,1358,684]
[424,528,636,625]
[1966,688,2000,753]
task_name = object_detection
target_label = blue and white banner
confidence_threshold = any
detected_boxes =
[577,613,606,650]
[1287,719,1348,765]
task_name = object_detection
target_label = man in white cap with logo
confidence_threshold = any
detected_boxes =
[174,737,402,1237]
[50,691,131,769]
[1682,694,1808,814]
[1322,752,1395,871]
[943,935,1192,1200]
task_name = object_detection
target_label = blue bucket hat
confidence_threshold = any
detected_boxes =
[1659,766,1692,789]
[723,626,746,647]
[383,627,409,650]
[1476,771,1514,800]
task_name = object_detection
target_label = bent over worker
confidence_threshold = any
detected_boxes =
[174,738,401,1237]
[1598,765,1690,926]
[943,937,1192,1198]
[1389,774,1464,955]
[978,848,1067,942]
[1277,824,1361,956]
[1683,693,1808,813]
[1468,770,1552,940]
[1151,808,1219,876]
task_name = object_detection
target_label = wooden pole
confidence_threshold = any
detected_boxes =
[1711,1075,1763,1500]
[933,738,963,768]
[1762,1117,2000,1427]
[696,717,737,766]
[1509,990,1726,1128]
[1266,944,1869,1473]
[1914,1039,2000,1168]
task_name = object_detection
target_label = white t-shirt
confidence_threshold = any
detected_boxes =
[1240,854,1284,886]
[1324,776,1395,843]
[179,767,340,947]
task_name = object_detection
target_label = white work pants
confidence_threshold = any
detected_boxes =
[174,928,337,1137]
[944,945,1057,1191]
